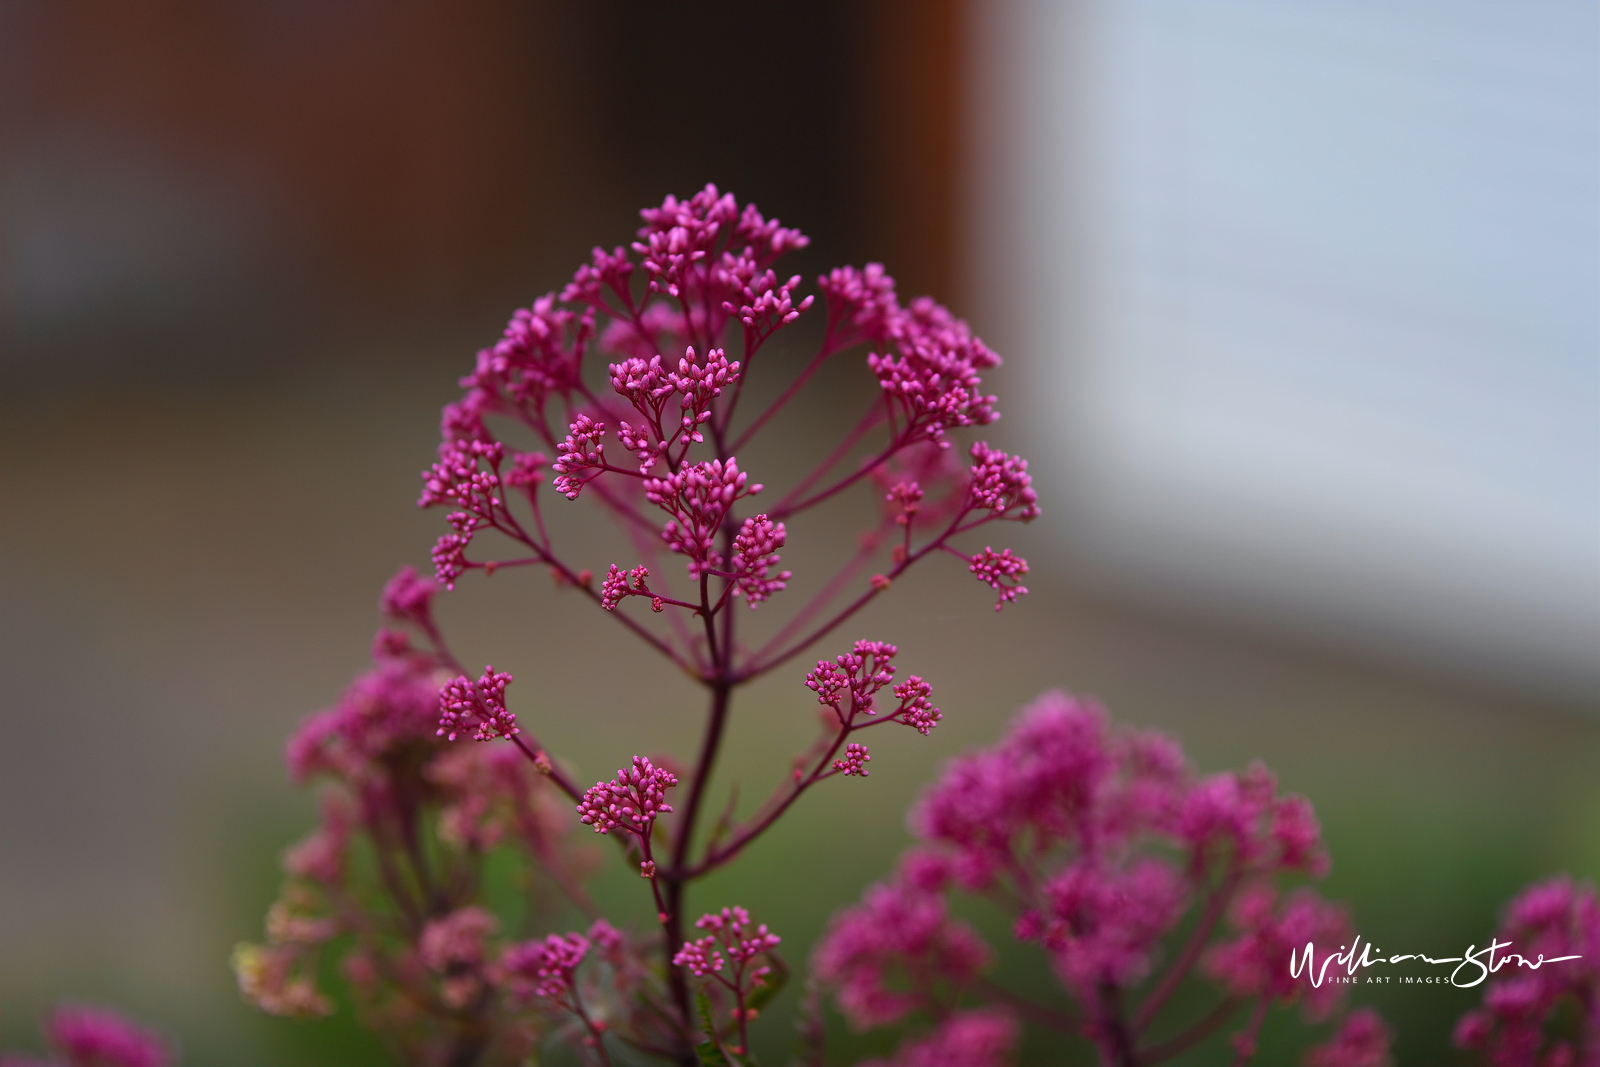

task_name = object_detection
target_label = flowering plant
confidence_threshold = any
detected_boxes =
[232,186,1386,1066]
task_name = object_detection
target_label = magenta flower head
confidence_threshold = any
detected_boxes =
[576,755,678,837]
[40,1005,173,1067]
[379,564,439,626]
[502,932,591,1001]
[437,666,517,742]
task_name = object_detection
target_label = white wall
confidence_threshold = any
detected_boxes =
[970,0,1598,698]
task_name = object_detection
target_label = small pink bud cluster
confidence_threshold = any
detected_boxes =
[730,514,790,607]
[805,640,943,741]
[551,414,608,500]
[966,441,1040,520]
[968,547,1029,611]
[726,267,813,348]
[892,676,941,735]
[886,480,923,526]
[437,666,517,742]
[644,458,762,578]
[833,742,871,777]
[601,563,660,612]
[576,756,678,837]
[606,347,743,473]
[806,640,900,715]
[35,1005,175,1067]
[868,296,1001,445]
[501,931,590,1000]
[418,439,513,587]
[673,906,782,982]
[818,262,899,342]
[461,294,591,420]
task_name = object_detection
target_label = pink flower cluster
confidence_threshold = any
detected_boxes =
[643,457,762,579]
[867,296,1001,444]
[414,182,1034,637]
[503,931,591,1001]
[3,1005,177,1067]
[813,876,992,1029]
[815,690,1384,1067]
[436,666,517,742]
[858,1008,1019,1067]
[673,907,783,1057]
[673,906,781,978]
[803,640,941,736]
[576,756,678,838]
[1454,877,1600,1067]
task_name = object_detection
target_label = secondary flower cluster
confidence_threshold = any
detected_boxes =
[814,690,1390,1067]
[1454,877,1600,1067]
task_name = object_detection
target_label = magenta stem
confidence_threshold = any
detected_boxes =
[1133,865,1242,1034]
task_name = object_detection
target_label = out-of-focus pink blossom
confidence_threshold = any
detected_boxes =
[861,1008,1019,1067]
[420,907,500,1010]
[813,878,992,1029]
[287,654,441,783]
[379,564,439,625]
[282,794,353,884]
[1024,856,1189,993]
[1454,876,1599,1067]
[1203,883,1352,1020]
[1304,1008,1393,1067]
[502,932,590,1001]
[40,1006,173,1067]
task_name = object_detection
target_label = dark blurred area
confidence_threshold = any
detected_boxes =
[1,0,961,385]
[2,3,1595,1066]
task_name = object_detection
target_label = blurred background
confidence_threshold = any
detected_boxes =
[1,1,1594,1064]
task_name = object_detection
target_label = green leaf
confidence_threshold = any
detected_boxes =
[695,990,735,1067]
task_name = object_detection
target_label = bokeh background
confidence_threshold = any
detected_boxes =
[2,1,1595,1064]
